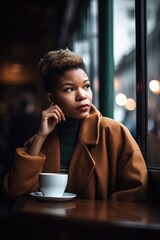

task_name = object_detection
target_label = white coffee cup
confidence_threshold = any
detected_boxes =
[39,172,68,197]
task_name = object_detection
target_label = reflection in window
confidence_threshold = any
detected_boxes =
[146,0,160,168]
[127,8,135,19]
[113,0,136,139]
[73,0,99,108]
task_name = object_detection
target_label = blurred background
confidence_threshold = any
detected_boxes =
[0,0,160,194]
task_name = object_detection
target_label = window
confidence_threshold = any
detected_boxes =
[113,0,136,139]
[73,0,99,108]
[146,0,160,169]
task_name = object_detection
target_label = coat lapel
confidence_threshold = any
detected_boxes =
[67,140,96,197]
[79,104,102,145]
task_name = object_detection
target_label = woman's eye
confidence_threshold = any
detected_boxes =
[84,84,90,89]
[65,87,74,92]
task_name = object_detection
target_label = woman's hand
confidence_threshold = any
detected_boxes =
[26,104,65,156]
[37,104,66,137]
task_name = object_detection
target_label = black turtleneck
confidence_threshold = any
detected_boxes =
[58,118,80,173]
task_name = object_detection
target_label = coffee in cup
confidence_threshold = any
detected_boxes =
[39,172,68,197]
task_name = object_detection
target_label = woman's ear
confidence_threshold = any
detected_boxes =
[45,93,54,105]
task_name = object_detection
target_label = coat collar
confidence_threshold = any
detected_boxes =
[79,104,102,145]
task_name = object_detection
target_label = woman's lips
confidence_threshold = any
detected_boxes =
[76,104,89,111]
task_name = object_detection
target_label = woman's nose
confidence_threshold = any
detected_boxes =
[76,89,87,101]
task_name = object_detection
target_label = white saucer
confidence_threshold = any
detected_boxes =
[30,192,77,202]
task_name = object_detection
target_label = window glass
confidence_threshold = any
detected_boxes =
[146,0,160,168]
[113,0,136,139]
[73,0,99,108]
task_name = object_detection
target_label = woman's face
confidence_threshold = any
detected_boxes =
[52,68,93,119]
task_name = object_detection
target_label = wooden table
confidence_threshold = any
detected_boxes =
[9,195,160,240]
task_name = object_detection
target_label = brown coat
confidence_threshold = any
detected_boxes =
[3,105,149,201]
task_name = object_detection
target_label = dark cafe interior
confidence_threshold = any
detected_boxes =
[0,0,160,239]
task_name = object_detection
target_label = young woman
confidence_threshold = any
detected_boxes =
[3,48,149,201]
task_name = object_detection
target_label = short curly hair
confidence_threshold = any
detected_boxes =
[38,48,87,93]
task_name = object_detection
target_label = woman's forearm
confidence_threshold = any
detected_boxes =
[27,134,47,156]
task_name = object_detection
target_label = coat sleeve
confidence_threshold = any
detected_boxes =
[108,124,149,202]
[109,150,149,202]
[3,148,46,199]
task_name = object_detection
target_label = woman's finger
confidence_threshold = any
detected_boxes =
[49,104,66,120]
